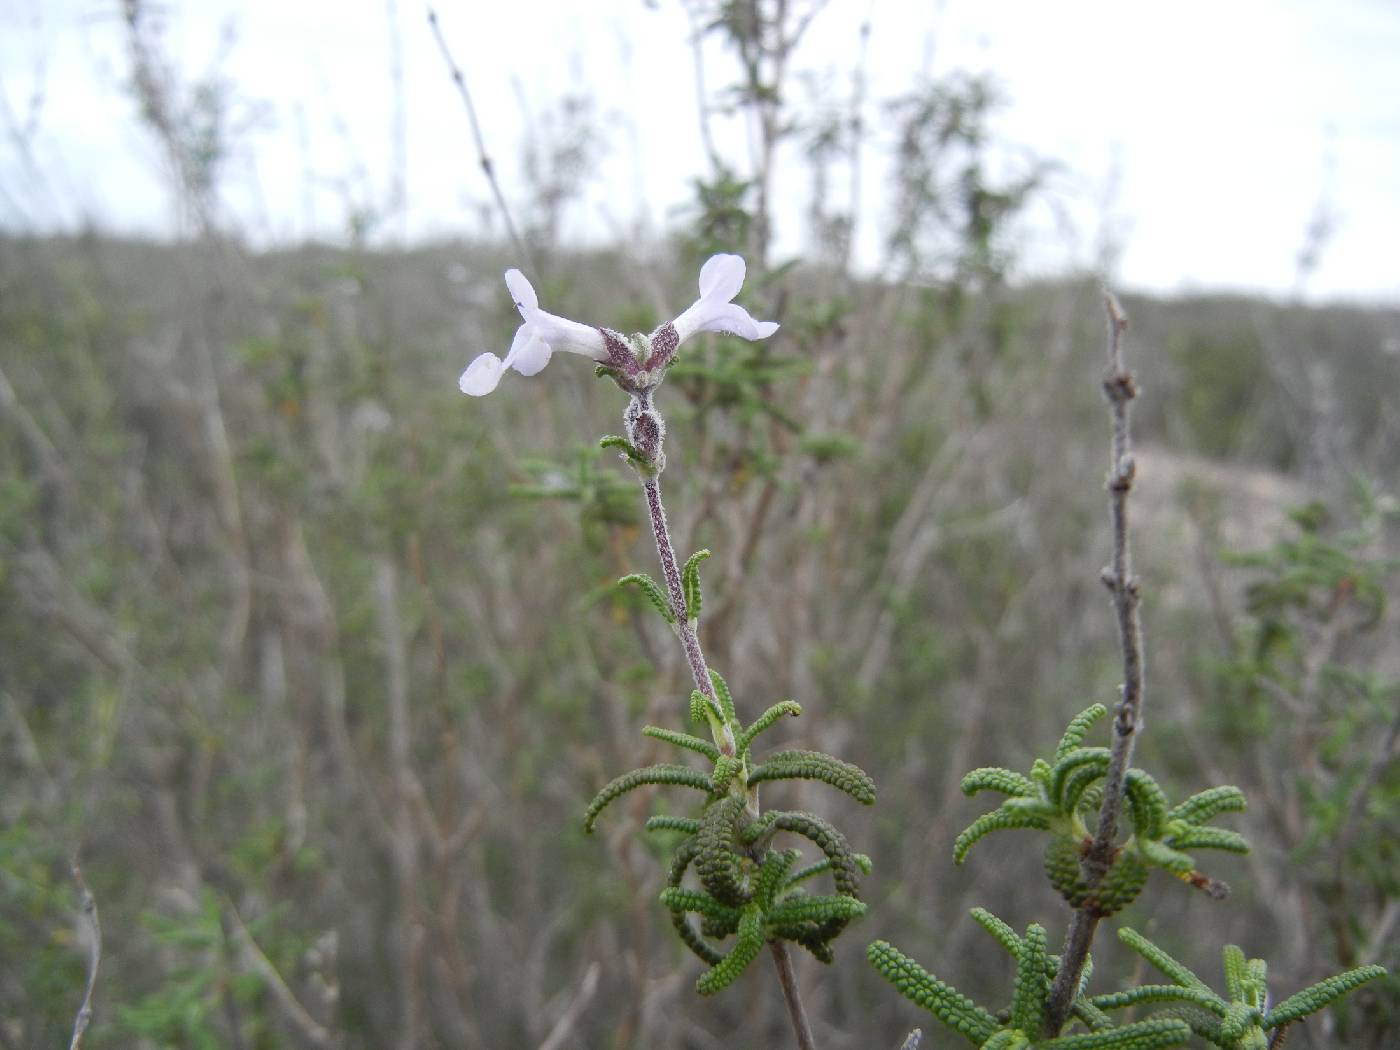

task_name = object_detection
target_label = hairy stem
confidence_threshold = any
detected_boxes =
[1044,294,1143,1035]
[626,392,737,755]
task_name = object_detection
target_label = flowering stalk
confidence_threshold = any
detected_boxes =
[464,256,873,1050]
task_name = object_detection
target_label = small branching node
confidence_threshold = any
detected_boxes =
[1098,928,1387,1049]
[952,706,1250,914]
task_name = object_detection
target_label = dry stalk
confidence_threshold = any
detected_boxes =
[1043,294,1145,1035]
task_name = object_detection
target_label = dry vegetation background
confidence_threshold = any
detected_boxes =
[1,3,1398,1048]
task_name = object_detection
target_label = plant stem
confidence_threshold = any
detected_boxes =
[626,392,737,755]
[1043,294,1144,1036]
[624,389,817,1047]
[769,941,818,1050]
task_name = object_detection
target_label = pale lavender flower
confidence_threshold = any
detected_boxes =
[459,254,777,396]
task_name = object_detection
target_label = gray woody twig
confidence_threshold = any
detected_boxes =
[1043,294,1146,1036]
[68,865,100,1050]
[426,6,537,275]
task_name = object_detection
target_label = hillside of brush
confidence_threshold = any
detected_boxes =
[2,232,1396,1047]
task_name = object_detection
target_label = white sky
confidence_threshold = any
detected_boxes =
[2,0,1398,301]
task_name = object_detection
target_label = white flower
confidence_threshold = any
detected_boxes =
[670,254,779,343]
[459,254,778,396]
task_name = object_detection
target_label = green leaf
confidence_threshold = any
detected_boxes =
[767,810,863,896]
[1011,923,1049,1034]
[1117,928,1212,993]
[599,434,651,470]
[1123,769,1169,840]
[696,796,748,906]
[961,767,1038,799]
[682,548,711,622]
[1135,835,1195,874]
[767,894,867,927]
[689,689,709,727]
[1050,747,1112,810]
[583,763,713,832]
[736,700,802,756]
[866,940,999,1045]
[711,754,743,795]
[1222,945,1248,1003]
[1040,1018,1191,1049]
[1089,985,1227,1017]
[697,905,765,995]
[618,572,675,624]
[753,849,800,909]
[969,907,1022,957]
[1264,965,1386,1029]
[645,815,701,835]
[667,838,726,965]
[641,725,719,761]
[1166,785,1247,826]
[782,853,872,888]
[660,887,741,926]
[1166,826,1249,854]
[747,750,876,805]
[954,806,1051,864]
[1055,704,1109,762]
[709,669,738,725]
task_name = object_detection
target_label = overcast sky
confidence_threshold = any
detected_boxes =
[2,0,1398,301]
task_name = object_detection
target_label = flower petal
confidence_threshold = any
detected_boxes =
[674,300,779,342]
[509,332,553,376]
[459,352,506,396]
[697,254,745,302]
[527,310,607,358]
[503,269,538,312]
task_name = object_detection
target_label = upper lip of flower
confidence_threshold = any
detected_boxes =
[459,253,779,396]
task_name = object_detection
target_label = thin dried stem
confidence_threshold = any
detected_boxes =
[536,962,601,1050]
[68,866,100,1050]
[1044,293,1144,1035]
[426,6,535,273]
[226,901,334,1048]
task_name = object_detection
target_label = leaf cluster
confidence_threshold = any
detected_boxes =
[955,706,1249,914]
[584,654,874,994]
[1089,928,1387,1049]
[869,909,1190,1049]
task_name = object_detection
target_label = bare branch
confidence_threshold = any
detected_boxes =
[426,6,535,273]
[1044,293,1148,1035]
[68,866,101,1050]
[226,901,334,1048]
[535,961,601,1050]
